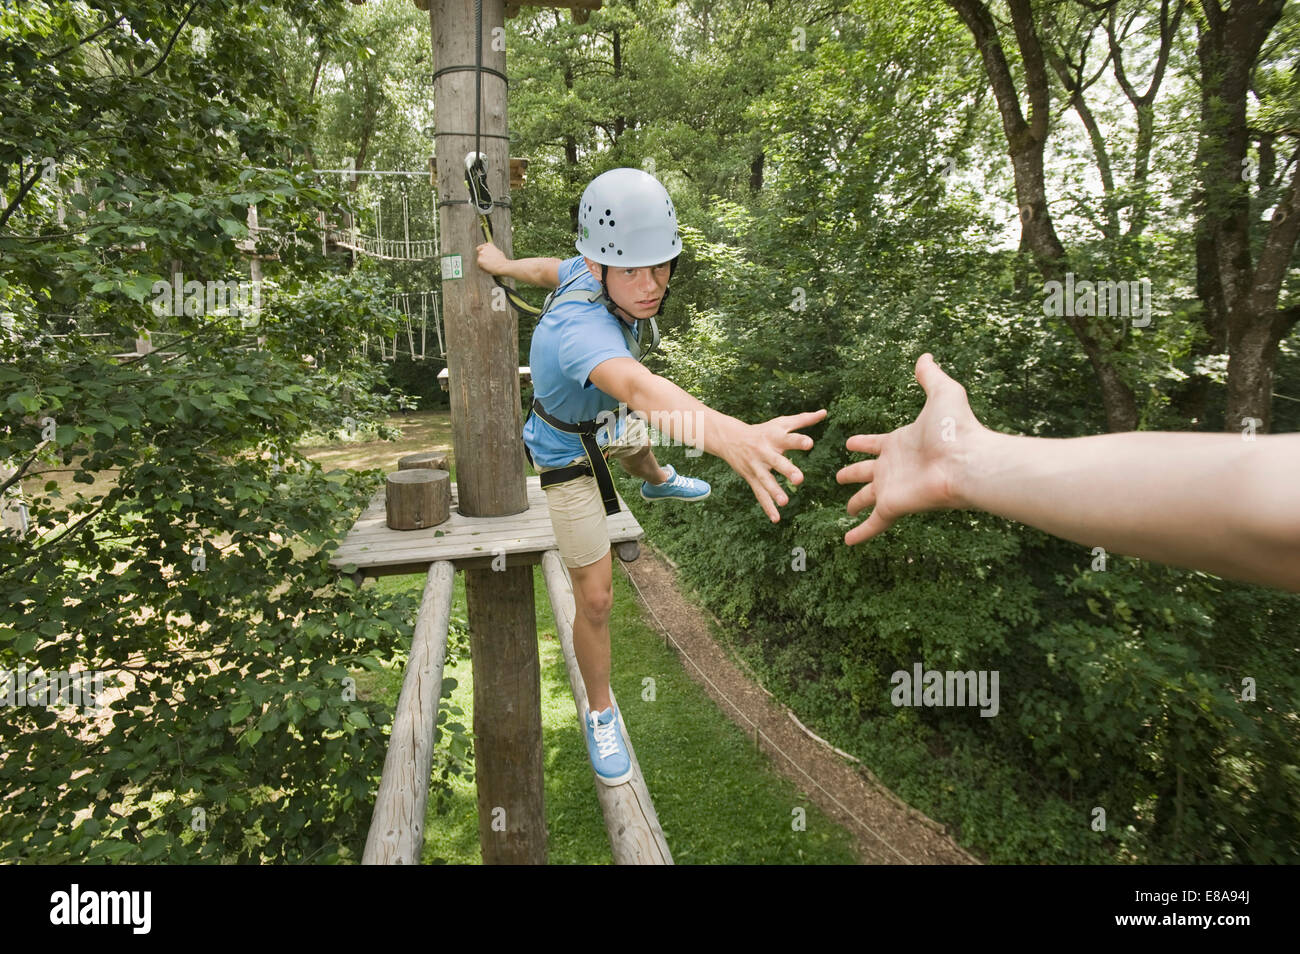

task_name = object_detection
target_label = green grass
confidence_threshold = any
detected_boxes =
[360,563,861,865]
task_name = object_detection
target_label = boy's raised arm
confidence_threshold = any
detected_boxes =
[475,241,561,289]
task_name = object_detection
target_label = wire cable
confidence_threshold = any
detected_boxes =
[617,555,917,864]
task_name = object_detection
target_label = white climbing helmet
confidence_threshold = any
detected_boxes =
[575,168,681,267]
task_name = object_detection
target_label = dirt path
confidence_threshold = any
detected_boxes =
[618,543,980,865]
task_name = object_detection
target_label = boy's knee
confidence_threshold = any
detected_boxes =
[618,443,653,471]
[574,578,614,622]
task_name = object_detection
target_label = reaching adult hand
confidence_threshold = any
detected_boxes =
[475,241,509,276]
[724,408,828,523]
[836,354,980,545]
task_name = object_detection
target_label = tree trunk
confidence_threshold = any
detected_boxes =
[1193,0,1294,433]
[612,28,624,143]
[1224,314,1285,433]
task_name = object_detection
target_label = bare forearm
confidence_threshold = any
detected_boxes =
[500,256,562,288]
[628,373,746,461]
[956,430,1300,590]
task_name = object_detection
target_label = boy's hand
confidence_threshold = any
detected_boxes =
[836,353,978,545]
[723,409,827,523]
[476,241,509,276]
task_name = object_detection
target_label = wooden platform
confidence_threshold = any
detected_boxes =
[331,475,643,577]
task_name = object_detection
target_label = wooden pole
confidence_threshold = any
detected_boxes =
[429,0,546,864]
[541,551,673,864]
[363,561,456,864]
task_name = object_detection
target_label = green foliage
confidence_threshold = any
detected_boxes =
[0,262,430,861]
[0,0,439,863]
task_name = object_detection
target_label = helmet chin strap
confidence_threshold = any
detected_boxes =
[599,257,678,320]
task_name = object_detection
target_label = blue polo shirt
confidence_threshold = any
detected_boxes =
[523,255,641,468]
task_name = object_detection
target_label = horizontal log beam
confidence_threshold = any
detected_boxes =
[540,549,672,864]
[363,560,457,864]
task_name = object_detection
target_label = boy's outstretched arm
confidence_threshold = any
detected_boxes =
[836,353,1300,592]
[475,241,562,289]
[588,357,826,523]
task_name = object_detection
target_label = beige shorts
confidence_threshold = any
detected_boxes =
[536,414,650,568]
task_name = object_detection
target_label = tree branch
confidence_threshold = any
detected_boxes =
[0,166,46,232]
[137,0,202,80]
[43,12,126,60]
[946,0,1030,147]
[1251,140,1300,318]
[0,442,50,499]
[1007,0,1052,143]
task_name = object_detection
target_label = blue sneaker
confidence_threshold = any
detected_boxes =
[584,704,633,786]
[640,463,711,503]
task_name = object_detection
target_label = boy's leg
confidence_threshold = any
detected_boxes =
[610,414,669,484]
[609,414,710,502]
[617,443,669,485]
[535,458,620,713]
[568,550,614,713]
[534,453,634,784]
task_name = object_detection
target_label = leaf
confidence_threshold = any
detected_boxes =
[140,834,168,861]
[94,840,136,861]
[123,274,163,303]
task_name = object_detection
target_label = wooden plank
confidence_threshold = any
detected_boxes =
[332,528,643,572]
[363,560,456,864]
[332,477,644,571]
[505,0,601,15]
[438,365,530,392]
[347,553,543,581]
[333,520,641,554]
[540,549,672,865]
[342,512,625,542]
[338,519,640,550]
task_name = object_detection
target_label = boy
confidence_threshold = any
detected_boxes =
[477,167,826,783]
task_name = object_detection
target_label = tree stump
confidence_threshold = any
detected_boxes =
[385,469,450,530]
[398,451,449,472]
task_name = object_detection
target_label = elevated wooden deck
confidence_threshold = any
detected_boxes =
[330,475,643,576]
